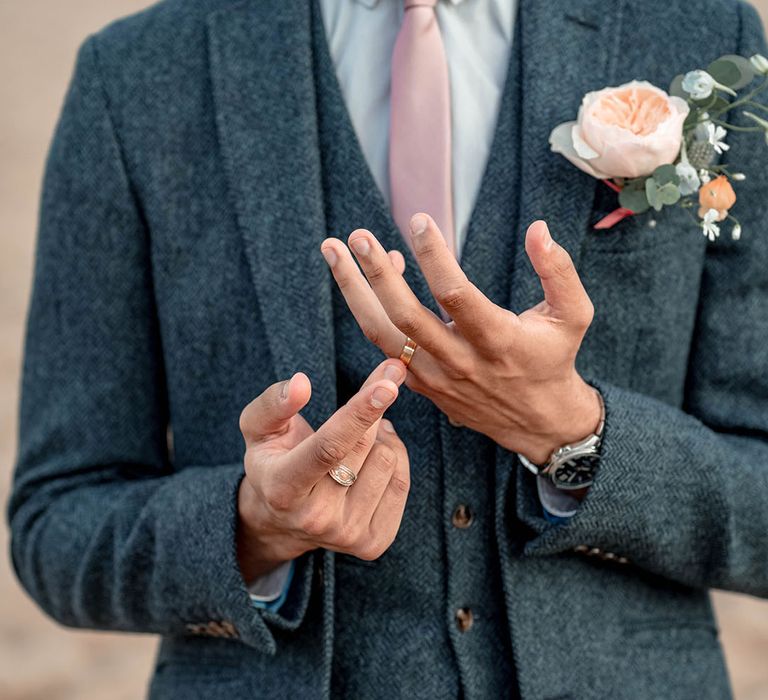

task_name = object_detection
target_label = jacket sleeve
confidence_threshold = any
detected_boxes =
[514,1,768,597]
[6,36,315,655]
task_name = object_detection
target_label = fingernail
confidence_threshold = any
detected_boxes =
[321,247,337,267]
[383,364,404,383]
[371,386,395,409]
[410,214,427,235]
[351,237,370,256]
[381,419,395,433]
[281,377,292,400]
[541,223,554,250]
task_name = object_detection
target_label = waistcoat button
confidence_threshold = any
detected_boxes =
[455,607,474,632]
[451,504,474,529]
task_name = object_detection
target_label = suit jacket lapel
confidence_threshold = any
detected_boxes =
[205,0,626,426]
[207,0,336,427]
[509,0,626,313]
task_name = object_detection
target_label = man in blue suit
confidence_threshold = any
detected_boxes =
[8,1,768,698]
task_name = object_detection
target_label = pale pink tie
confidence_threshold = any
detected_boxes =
[389,0,455,257]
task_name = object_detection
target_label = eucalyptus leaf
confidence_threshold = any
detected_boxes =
[645,178,681,212]
[645,179,661,211]
[619,184,650,213]
[658,182,682,206]
[683,110,700,130]
[707,55,756,90]
[708,96,731,113]
[652,164,680,186]
[693,95,730,112]
[669,74,687,99]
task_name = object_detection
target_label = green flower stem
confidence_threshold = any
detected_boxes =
[726,213,742,238]
[710,76,768,117]
[682,205,703,226]
[710,164,732,175]
[688,94,719,111]
[743,100,768,113]
[708,118,762,132]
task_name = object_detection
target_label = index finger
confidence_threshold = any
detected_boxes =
[285,366,404,492]
[347,228,457,363]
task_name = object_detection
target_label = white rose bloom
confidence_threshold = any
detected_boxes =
[682,70,715,99]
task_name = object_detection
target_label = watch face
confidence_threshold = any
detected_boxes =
[550,454,600,490]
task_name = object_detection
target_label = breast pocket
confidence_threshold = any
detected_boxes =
[576,208,707,403]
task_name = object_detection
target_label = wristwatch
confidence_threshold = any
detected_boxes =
[518,389,605,491]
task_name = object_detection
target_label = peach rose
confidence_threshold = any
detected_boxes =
[698,175,736,220]
[550,81,690,179]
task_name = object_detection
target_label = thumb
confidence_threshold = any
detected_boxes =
[239,372,312,444]
[524,220,593,326]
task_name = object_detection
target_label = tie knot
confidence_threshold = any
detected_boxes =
[404,0,438,9]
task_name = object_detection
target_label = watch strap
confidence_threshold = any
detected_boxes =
[518,388,605,477]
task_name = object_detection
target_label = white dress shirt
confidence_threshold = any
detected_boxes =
[248,0,575,603]
[320,0,515,256]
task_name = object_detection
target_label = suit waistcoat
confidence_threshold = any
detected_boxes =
[310,3,522,697]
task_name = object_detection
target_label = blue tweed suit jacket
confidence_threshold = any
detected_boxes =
[8,0,768,698]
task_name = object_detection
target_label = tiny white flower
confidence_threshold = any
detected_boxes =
[701,208,721,242]
[706,123,730,154]
[751,54,768,75]
[675,161,701,195]
[732,223,742,241]
[682,70,715,99]
[699,169,712,184]
[731,172,746,181]
[681,71,737,100]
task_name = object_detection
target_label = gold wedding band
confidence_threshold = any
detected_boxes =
[328,464,357,487]
[398,337,418,368]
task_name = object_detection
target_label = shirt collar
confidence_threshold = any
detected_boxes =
[354,0,466,8]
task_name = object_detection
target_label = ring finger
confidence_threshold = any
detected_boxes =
[311,358,403,500]
[342,420,406,532]
[310,416,379,507]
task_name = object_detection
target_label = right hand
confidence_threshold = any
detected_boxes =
[236,359,410,583]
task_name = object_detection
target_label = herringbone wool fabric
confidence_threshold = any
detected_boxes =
[7,1,768,699]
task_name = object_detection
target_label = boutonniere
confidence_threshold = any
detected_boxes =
[550,54,768,240]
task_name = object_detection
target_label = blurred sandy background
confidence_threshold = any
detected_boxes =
[2,2,768,698]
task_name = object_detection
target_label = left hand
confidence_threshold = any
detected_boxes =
[320,214,601,464]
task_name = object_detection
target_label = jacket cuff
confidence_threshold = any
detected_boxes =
[168,465,314,654]
[513,380,699,562]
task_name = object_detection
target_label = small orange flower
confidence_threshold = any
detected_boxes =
[698,175,736,221]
